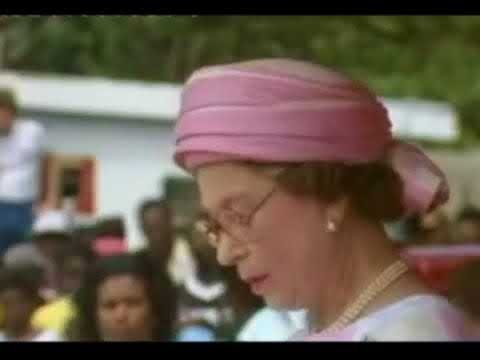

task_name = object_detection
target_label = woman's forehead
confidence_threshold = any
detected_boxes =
[196,162,271,210]
[99,275,147,297]
[101,274,144,287]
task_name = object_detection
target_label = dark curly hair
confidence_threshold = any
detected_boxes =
[65,253,177,341]
[0,265,44,305]
[137,198,171,225]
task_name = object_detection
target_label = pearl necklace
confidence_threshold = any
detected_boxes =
[313,260,410,335]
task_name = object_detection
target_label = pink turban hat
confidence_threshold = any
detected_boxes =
[174,59,449,215]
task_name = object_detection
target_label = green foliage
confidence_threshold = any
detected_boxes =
[2,15,480,144]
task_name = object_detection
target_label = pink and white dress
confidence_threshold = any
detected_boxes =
[291,295,477,341]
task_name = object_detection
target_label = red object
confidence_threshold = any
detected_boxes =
[401,244,480,294]
[77,159,96,214]
[93,236,127,257]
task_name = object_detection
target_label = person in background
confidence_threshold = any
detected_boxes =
[71,223,97,250]
[0,266,62,341]
[455,206,480,244]
[138,199,174,268]
[31,241,96,335]
[176,227,234,341]
[0,88,46,257]
[66,254,176,341]
[137,198,198,288]
[57,242,96,295]
[449,260,480,339]
[135,198,179,336]
[411,209,453,246]
[3,210,72,296]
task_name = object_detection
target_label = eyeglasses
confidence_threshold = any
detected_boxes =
[195,174,282,248]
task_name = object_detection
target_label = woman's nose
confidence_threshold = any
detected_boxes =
[216,232,249,266]
[113,303,129,323]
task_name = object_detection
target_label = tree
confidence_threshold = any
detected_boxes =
[2,15,480,145]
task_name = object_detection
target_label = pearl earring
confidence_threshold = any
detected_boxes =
[326,220,337,233]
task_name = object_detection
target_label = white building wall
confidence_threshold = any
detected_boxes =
[33,115,188,250]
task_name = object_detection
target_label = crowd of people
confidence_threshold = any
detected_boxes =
[0,196,297,342]
[2,57,480,342]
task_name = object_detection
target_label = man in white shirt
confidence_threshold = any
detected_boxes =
[0,88,46,256]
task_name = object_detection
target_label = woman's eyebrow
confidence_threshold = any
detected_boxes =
[199,191,250,218]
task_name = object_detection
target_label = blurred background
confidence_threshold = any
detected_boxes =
[0,15,480,342]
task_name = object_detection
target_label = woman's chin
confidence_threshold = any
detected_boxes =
[264,294,298,311]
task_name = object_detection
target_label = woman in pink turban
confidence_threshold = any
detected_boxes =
[174,59,473,341]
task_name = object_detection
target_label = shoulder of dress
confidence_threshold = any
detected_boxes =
[364,300,463,341]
